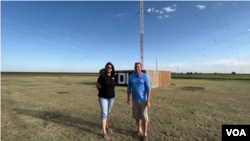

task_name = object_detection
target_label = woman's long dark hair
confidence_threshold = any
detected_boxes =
[105,62,115,77]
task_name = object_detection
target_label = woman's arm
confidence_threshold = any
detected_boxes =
[96,83,101,91]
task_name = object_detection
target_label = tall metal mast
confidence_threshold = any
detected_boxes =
[140,0,144,69]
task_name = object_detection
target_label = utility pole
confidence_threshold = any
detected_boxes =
[140,0,144,69]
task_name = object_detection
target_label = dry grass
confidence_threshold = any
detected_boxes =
[1,75,250,141]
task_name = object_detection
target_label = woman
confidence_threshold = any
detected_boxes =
[96,62,116,140]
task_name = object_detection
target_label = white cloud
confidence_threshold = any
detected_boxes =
[158,15,169,19]
[113,13,126,18]
[145,60,250,73]
[214,3,223,7]
[248,29,250,31]
[210,60,250,67]
[218,3,223,6]
[145,64,168,67]
[213,2,223,8]
[147,5,177,14]
[147,5,176,19]
[163,6,176,13]
[147,7,163,14]
[197,4,206,10]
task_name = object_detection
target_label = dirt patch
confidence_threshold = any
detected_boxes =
[41,121,48,128]
[25,85,37,86]
[3,90,12,94]
[57,92,69,94]
[39,111,61,119]
[180,86,204,91]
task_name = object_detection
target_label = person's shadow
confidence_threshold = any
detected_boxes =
[77,82,96,85]
[12,108,133,138]
[12,108,100,134]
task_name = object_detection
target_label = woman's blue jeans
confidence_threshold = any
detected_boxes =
[98,97,115,121]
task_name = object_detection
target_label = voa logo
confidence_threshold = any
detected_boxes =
[226,129,246,136]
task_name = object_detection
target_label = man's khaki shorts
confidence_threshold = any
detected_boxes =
[132,100,148,121]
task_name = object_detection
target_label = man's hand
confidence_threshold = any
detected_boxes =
[146,92,151,108]
[146,101,150,108]
[127,99,131,105]
[127,92,131,105]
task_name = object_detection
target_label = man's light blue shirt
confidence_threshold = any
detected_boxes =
[127,72,151,102]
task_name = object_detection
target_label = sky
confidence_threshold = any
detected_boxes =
[1,1,250,73]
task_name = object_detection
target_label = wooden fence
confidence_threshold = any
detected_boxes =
[158,71,171,87]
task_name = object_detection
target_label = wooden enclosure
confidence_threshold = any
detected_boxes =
[100,70,171,88]
[146,71,171,88]
[158,71,171,87]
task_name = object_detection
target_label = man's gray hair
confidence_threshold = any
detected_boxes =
[134,62,142,67]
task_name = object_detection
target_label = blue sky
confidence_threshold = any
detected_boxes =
[1,1,250,73]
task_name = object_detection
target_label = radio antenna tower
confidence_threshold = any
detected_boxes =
[140,0,144,69]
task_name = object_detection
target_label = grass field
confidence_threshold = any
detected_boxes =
[1,74,250,141]
[2,72,250,80]
[171,73,250,80]
[1,72,99,77]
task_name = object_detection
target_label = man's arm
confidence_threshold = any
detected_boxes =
[145,74,151,108]
[127,92,131,105]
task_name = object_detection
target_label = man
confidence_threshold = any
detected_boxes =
[127,62,151,141]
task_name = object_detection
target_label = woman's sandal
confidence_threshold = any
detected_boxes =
[102,134,110,140]
[133,130,142,138]
[106,127,113,133]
